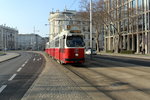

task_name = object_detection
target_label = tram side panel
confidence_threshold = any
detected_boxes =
[59,37,65,63]
[46,49,48,55]
[54,38,60,60]
[49,49,51,55]
[58,48,64,63]
[53,48,55,58]
[49,48,52,56]
[55,48,60,60]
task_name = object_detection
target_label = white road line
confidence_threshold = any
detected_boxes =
[8,74,17,81]
[21,64,25,67]
[25,60,28,64]
[22,60,28,67]
[33,58,36,61]
[0,85,7,93]
[17,67,22,72]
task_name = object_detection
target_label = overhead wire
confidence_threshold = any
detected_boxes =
[69,0,78,9]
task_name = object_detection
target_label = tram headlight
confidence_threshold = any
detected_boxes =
[75,53,79,57]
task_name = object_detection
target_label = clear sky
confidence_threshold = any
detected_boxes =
[0,0,80,37]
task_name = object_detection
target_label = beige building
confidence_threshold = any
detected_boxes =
[104,0,150,54]
[0,25,18,50]
[48,9,101,50]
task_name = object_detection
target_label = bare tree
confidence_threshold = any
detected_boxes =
[80,0,139,53]
[79,0,104,52]
[99,0,141,53]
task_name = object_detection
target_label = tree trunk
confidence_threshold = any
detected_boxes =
[95,28,100,53]
[96,38,100,52]
[116,35,121,53]
[115,35,120,53]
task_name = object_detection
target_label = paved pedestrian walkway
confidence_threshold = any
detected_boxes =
[0,52,20,63]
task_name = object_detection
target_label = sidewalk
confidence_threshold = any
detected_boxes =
[98,52,150,60]
[0,52,20,63]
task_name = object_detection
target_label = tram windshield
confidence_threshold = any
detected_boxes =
[66,36,84,47]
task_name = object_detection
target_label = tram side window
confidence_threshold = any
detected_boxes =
[60,38,63,48]
[50,41,52,48]
[60,36,65,48]
[55,38,59,47]
[51,41,54,48]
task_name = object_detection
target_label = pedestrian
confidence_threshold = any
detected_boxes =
[143,48,145,54]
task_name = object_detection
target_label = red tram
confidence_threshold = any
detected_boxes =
[45,26,85,64]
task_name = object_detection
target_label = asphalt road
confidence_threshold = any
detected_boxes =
[65,54,150,100]
[0,52,45,100]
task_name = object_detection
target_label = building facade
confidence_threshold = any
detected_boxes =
[48,9,104,50]
[18,34,45,50]
[0,25,18,50]
[104,0,150,54]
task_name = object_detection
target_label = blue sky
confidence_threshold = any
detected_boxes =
[0,0,80,37]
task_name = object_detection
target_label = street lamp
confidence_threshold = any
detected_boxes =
[33,26,40,51]
[90,0,93,59]
[2,28,7,52]
[45,24,51,41]
[33,26,40,34]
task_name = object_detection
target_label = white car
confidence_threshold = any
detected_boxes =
[85,49,97,55]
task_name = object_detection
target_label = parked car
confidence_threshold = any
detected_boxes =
[85,49,97,55]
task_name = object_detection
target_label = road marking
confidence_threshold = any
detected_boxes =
[22,64,25,67]
[25,60,28,64]
[0,85,7,93]
[8,74,17,81]
[37,59,40,61]
[17,67,22,72]
[33,58,36,61]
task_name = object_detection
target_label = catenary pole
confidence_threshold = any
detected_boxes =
[90,0,93,59]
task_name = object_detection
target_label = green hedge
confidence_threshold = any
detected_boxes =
[120,50,134,54]
[106,50,114,53]
[0,52,6,55]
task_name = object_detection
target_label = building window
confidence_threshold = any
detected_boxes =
[138,15,143,31]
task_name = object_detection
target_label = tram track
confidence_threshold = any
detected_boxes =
[85,56,150,80]
[64,64,117,100]
[45,53,150,99]
[84,57,150,94]
[64,61,150,100]
[46,55,113,100]
[94,55,150,74]
[86,65,150,95]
